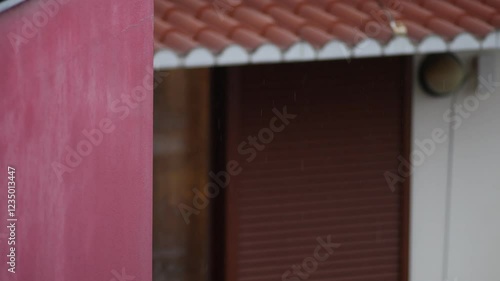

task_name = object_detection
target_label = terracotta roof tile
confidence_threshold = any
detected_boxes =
[171,0,211,17]
[483,0,500,11]
[198,8,240,33]
[399,2,434,24]
[451,0,500,26]
[154,19,200,53]
[266,6,307,33]
[299,25,334,47]
[155,1,176,19]
[261,25,299,48]
[230,28,268,49]
[420,0,494,36]
[400,19,433,40]
[231,6,274,31]
[245,0,277,11]
[154,0,500,68]
[325,2,372,27]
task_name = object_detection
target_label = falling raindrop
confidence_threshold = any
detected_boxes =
[301,74,308,86]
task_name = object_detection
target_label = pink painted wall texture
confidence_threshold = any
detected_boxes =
[0,0,153,281]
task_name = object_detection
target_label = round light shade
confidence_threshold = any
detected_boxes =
[419,54,466,97]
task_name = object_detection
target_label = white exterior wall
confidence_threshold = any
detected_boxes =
[411,52,500,281]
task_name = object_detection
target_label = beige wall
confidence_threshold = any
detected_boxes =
[411,52,500,281]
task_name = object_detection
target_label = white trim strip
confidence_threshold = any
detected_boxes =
[283,42,316,62]
[184,48,215,68]
[216,45,249,66]
[318,41,350,60]
[353,38,383,58]
[417,36,447,54]
[384,36,415,56]
[153,49,180,69]
[0,0,25,13]
[154,34,500,70]
[251,44,282,64]
[449,33,480,51]
[481,32,497,50]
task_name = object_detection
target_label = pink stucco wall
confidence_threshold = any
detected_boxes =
[0,0,152,280]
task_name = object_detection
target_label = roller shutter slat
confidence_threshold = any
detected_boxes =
[226,59,405,281]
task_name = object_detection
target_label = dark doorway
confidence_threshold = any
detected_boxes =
[214,57,411,281]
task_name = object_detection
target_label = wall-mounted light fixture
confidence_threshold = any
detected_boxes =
[419,53,466,97]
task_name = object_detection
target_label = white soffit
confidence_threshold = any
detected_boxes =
[251,44,282,64]
[353,38,383,58]
[481,32,497,49]
[449,33,481,51]
[318,41,350,60]
[154,32,500,70]
[384,36,415,55]
[153,49,180,69]
[184,48,214,68]
[417,36,448,54]
[216,45,249,66]
[283,42,316,62]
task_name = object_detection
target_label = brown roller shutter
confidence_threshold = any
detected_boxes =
[222,58,409,281]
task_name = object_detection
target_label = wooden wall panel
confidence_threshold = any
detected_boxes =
[153,69,210,281]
